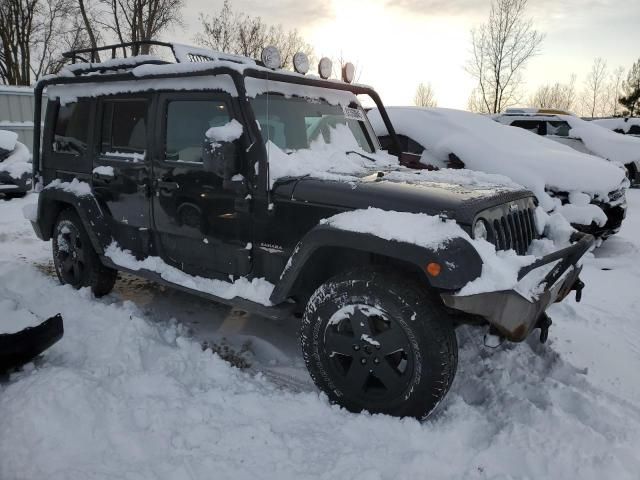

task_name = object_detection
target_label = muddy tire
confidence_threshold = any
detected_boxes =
[52,209,117,297]
[301,268,458,419]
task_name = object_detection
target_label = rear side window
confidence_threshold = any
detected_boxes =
[165,100,231,163]
[100,100,148,157]
[547,121,571,137]
[53,101,91,155]
[510,120,544,135]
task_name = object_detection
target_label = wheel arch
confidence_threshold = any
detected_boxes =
[35,189,112,255]
[270,225,483,305]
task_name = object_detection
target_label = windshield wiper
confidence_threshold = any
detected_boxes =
[346,150,376,162]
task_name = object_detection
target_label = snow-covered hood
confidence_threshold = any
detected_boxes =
[560,115,640,165]
[277,168,533,226]
[368,107,627,211]
[0,139,31,180]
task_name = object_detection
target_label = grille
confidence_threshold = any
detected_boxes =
[488,207,537,255]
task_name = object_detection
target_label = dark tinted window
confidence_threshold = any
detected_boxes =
[165,100,231,163]
[628,125,640,135]
[53,101,91,155]
[510,120,544,135]
[100,100,148,155]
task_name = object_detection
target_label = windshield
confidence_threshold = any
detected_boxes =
[249,94,376,153]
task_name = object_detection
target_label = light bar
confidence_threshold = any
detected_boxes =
[261,46,282,70]
[318,57,332,79]
[293,52,309,74]
[342,62,355,83]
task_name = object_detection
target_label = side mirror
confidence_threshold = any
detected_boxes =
[203,140,237,180]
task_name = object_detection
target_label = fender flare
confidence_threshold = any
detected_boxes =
[34,189,112,255]
[269,224,483,304]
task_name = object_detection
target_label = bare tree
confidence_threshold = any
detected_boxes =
[609,66,626,117]
[95,0,184,55]
[195,0,313,69]
[581,57,608,117]
[414,82,437,108]
[466,0,544,114]
[0,0,79,85]
[529,75,576,112]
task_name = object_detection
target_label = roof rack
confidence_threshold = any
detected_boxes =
[60,40,256,77]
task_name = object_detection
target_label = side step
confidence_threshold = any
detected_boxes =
[100,258,296,321]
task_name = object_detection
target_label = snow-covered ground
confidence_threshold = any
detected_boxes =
[1,193,640,479]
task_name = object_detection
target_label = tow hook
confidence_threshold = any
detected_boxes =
[573,279,585,303]
[484,327,505,348]
[537,314,553,343]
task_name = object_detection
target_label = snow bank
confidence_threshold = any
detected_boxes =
[561,115,640,165]
[0,298,44,334]
[105,243,274,306]
[206,119,243,142]
[0,140,31,179]
[44,178,92,196]
[0,129,18,151]
[1,193,640,479]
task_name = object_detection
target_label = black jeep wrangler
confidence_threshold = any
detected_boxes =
[29,42,594,419]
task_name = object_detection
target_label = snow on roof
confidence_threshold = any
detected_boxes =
[368,107,626,210]
[559,115,640,164]
[0,85,34,95]
[47,74,239,105]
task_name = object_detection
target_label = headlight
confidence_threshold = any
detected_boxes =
[473,219,488,240]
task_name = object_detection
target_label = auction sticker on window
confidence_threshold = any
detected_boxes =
[342,106,366,122]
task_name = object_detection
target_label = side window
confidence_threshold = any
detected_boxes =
[510,120,543,135]
[165,100,231,163]
[547,121,571,137]
[53,101,91,155]
[100,99,148,158]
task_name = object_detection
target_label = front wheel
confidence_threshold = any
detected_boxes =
[301,269,458,419]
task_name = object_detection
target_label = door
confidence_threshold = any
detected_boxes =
[92,96,152,256]
[152,92,251,278]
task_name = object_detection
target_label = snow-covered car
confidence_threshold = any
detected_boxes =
[369,107,629,240]
[29,41,594,420]
[495,109,640,187]
[0,130,32,198]
[592,117,640,137]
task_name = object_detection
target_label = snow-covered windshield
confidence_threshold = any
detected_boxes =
[250,94,377,153]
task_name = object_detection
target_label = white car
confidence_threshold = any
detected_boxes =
[495,109,640,186]
[592,117,640,138]
[368,107,628,240]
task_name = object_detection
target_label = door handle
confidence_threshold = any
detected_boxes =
[156,181,180,195]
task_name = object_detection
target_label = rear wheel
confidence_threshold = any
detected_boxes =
[52,209,117,297]
[301,269,458,419]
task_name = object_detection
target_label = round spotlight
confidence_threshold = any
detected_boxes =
[318,57,332,79]
[293,52,309,74]
[261,46,282,70]
[342,62,355,83]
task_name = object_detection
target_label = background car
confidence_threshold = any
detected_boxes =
[369,106,628,240]
[0,129,32,198]
[495,108,640,187]
[592,117,640,138]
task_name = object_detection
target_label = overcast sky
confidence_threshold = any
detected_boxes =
[165,0,640,109]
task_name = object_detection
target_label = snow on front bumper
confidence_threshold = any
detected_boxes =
[441,232,594,342]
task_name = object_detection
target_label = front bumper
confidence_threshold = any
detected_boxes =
[441,232,595,342]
